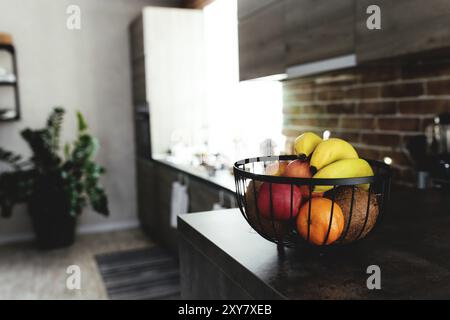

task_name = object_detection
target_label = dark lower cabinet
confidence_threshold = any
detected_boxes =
[137,159,177,251]
[137,159,235,253]
[179,234,253,300]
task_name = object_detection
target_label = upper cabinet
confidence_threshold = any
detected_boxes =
[285,0,354,66]
[238,0,450,81]
[238,0,285,81]
[238,0,279,20]
[355,0,450,63]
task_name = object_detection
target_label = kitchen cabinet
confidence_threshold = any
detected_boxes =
[238,0,355,80]
[129,16,144,61]
[356,0,450,63]
[238,0,286,81]
[238,0,278,20]
[285,0,355,66]
[137,160,183,252]
[188,178,221,213]
[136,159,158,235]
[136,159,236,253]
[130,8,234,253]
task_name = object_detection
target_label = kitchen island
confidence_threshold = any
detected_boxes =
[178,189,450,299]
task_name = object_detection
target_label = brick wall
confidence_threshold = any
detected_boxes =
[282,58,450,186]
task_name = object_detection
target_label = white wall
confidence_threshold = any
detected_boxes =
[0,0,180,243]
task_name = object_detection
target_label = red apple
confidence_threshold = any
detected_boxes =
[283,159,312,198]
[283,159,312,179]
[257,183,302,220]
[264,161,288,176]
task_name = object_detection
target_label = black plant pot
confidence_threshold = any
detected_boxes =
[28,182,76,250]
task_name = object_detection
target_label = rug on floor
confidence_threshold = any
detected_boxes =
[95,246,180,300]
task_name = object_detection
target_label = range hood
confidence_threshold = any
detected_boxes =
[248,54,358,82]
[286,54,357,79]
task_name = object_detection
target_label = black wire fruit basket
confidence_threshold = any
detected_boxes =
[233,155,391,248]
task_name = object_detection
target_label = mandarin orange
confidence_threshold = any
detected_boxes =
[297,197,344,245]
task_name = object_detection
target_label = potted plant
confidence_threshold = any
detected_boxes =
[0,107,109,249]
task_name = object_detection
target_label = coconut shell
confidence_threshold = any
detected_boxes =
[328,187,379,244]
[244,181,291,240]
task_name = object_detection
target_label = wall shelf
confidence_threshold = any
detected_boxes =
[0,81,17,86]
[0,43,20,121]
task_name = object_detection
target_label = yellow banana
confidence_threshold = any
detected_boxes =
[310,138,358,170]
[313,158,374,193]
[294,132,322,158]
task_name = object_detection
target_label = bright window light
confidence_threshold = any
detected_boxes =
[204,0,284,162]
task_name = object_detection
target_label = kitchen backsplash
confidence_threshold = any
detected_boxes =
[282,58,450,186]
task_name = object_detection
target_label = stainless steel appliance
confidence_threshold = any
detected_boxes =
[424,112,450,188]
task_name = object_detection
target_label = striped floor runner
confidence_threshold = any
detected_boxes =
[95,247,180,300]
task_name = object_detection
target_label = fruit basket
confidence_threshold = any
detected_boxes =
[233,155,391,248]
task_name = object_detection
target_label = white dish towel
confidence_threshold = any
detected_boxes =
[170,181,189,228]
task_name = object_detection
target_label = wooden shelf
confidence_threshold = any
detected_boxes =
[0,44,20,121]
[0,81,17,86]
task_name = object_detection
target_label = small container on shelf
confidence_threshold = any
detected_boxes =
[0,32,20,121]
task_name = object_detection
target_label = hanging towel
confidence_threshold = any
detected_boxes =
[170,181,189,228]
[212,190,225,211]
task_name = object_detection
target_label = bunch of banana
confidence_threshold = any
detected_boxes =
[293,132,323,158]
[313,158,373,192]
[293,132,374,192]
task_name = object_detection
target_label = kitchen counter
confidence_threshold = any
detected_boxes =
[152,155,235,193]
[178,188,450,299]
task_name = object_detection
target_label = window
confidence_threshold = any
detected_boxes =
[204,0,284,163]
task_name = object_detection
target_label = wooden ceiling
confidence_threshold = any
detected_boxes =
[183,0,215,9]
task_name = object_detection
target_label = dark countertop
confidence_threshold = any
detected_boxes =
[152,155,235,193]
[178,187,450,299]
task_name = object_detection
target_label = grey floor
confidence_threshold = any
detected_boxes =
[0,228,153,300]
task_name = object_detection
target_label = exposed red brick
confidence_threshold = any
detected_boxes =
[282,79,315,91]
[393,168,416,184]
[301,104,327,114]
[341,117,376,129]
[283,104,327,115]
[325,103,355,114]
[357,102,397,114]
[355,147,381,160]
[401,61,450,79]
[282,128,322,138]
[381,82,424,98]
[377,117,421,131]
[316,89,345,101]
[281,57,450,185]
[313,69,358,85]
[359,65,401,83]
[427,79,450,95]
[360,133,401,148]
[282,106,302,115]
[383,150,412,167]
[420,117,435,131]
[398,100,449,114]
[330,131,360,144]
[283,91,315,102]
[284,117,339,128]
[345,86,380,99]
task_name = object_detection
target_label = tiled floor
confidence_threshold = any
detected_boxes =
[0,228,153,300]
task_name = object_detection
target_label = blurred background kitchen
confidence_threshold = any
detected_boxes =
[0,0,449,299]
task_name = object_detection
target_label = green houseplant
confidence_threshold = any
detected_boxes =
[0,107,109,249]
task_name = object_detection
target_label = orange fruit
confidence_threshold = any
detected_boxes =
[297,198,344,245]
